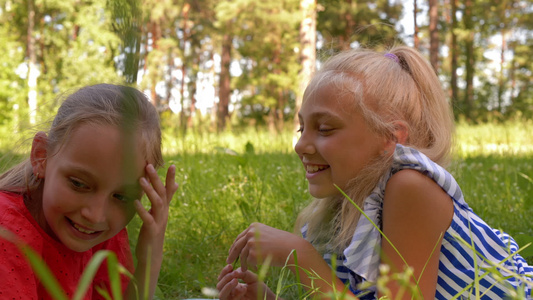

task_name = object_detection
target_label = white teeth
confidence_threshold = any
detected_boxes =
[306,165,327,173]
[73,223,96,234]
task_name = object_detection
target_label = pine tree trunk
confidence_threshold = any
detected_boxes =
[187,55,199,128]
[294,0,316,137]
[429,0,439,72]
[450,0,459,116]
[180,3,191,133]
[150,21,160,108]
[463,0,475,120]
[497,31,507,114]
[413,0,419,49]
[166,47,174,113]
[218,32,232,132]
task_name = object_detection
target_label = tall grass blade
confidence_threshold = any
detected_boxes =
[257,255,272,300]
[73,250,115,300]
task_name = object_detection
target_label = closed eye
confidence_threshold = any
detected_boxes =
[318,127,335,135]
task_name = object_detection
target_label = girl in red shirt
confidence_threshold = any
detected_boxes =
[0,84,178,299]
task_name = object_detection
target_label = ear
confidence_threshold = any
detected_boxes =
[383,121,409,154]
[31,131,48,178]
[392,121,409,145]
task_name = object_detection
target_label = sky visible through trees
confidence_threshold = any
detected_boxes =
[0,0,532,134]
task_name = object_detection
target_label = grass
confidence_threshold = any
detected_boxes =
[128,149,309,298]
[1,121,532,299]
[129,121,533,299]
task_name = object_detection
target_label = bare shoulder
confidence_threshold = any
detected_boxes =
[383,169,453,231]
[381,169,454,299]
[386,169,442,194]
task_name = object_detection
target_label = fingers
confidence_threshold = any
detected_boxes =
[227,224,263,272]
[218,278,245,300]
[139,165,163,218]
[218,264,234,282]
[165,164,179,203]
[217,266,260,300]
[228,223,260,261]
[134,199,153,224]
[227,228,249,264]
[217,266,243,300]
[144,164,166,199]
[239,242,250,272]
[238,268,259,284]
[140,164,178,219]
[216,265,235,291]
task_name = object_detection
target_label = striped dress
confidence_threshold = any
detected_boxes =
[302,144,533,299]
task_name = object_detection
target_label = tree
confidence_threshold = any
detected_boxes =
[1,0,533,128]
[294,0,317,133]
[215,1,233,131]
[137,0,182,112]
[218,29,232,131]
[216,0,301,132]
[413,0,420,49]
[0,2,26,130]
[462,0,475,120]
[136,0,219,133]
[317,0,403,53]
[428,0,439,72]
[449,0,459,116]
[499,1,533,118]
[0,0,123,130]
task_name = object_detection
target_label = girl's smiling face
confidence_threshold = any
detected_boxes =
[32,123,146,252]
[294,81,387,199]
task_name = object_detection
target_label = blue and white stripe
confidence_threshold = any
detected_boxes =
[302,144,533,299]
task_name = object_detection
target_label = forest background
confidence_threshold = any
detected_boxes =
[0,0,532,299]
[0,0,532,135]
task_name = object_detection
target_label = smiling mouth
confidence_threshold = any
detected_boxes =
[306,165,329,173]
[68,219,99,234]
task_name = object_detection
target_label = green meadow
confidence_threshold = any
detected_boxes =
[1,121,532,299]
[127,120,533,299]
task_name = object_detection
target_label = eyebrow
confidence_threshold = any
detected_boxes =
[298,111,341,122]
[66,165,97,179]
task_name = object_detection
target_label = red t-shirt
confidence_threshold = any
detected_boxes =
[0,191,134,299]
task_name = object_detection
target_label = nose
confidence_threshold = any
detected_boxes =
[80,194,108,224]
[294,130,315,156]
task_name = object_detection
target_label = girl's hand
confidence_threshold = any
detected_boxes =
[135,164,178,262]
[216,264,278,300]
[226,223,351,300]
[131,164,178,299]
[226,223,307,272]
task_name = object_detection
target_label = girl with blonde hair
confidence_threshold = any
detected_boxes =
[216,46,533,299]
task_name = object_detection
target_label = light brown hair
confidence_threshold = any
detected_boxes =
[0,84,163,200]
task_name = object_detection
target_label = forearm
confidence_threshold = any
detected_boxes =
[125,256,163,300]
[288,240,357,300]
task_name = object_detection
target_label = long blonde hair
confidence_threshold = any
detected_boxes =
[0,84,163,200]
[295,46,454,253]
